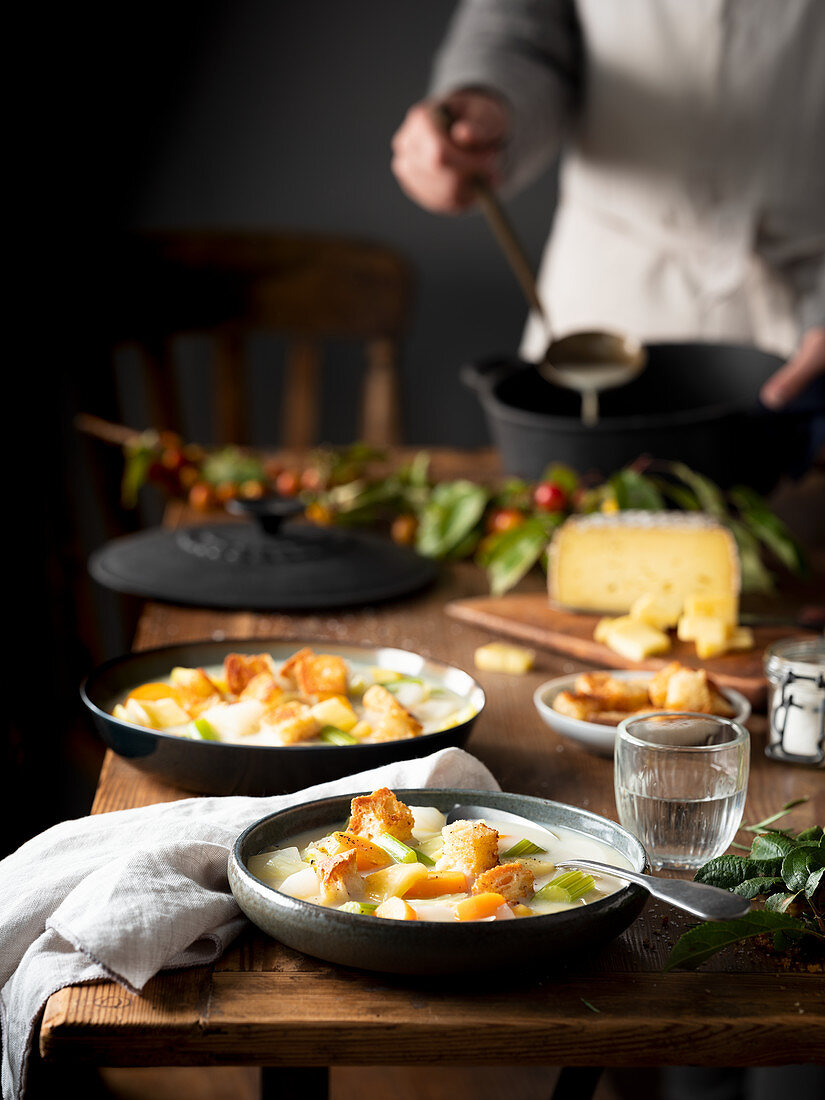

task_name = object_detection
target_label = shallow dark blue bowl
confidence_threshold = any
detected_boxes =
[228,788,649,975]
[81,640,485,796]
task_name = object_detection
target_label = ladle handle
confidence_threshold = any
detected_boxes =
[431,103,550,334]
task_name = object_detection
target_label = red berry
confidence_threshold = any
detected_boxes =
[533,482,567,512]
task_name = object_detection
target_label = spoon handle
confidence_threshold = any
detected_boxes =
[555,859,751,922]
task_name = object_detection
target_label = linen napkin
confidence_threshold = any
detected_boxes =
[0,746,499,1100]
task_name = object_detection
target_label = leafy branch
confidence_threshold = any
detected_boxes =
[664,818,825,971]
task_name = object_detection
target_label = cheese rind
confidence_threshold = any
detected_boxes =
[548,512,740,614]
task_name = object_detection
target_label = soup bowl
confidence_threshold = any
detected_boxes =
[81,639,485,796]
[228,788,649,975]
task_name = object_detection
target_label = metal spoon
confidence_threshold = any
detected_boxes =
[446,804,750,922]
[431,104,646,426]
[555,858,751,922]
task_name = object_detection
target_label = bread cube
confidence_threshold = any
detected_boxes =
[349,788,415,842]
[436,819,499,876]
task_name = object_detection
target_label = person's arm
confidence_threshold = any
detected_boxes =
[760,254,825,408]
[760,325,825,408]
[391,0,581,213]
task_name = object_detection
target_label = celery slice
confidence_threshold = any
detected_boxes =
[191,717,220,741]
[414,848,436,868]
[535,869,596,903]
[339,901,378,915]
[319,726,358,746]
[374,832,419,864]
[501,837,547,859]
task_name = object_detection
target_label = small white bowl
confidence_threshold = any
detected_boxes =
[533,669,752,757]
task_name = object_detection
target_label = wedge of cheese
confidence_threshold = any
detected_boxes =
[548,511,739,614]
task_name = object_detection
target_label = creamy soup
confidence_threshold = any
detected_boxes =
[248,793,633,922]
[112,649,475,748]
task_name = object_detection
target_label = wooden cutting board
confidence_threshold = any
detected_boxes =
[446,592,813,709]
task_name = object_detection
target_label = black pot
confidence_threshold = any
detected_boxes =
[462,342,824,490]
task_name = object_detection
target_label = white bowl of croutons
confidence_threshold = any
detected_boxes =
[533,663,751,757]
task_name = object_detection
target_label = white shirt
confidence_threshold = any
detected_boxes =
[431,0,825,360]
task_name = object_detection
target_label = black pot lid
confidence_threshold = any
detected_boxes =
[88,498,437,610]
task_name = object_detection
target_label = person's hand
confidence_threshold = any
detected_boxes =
[391,90,510,214]
[760,326,825,408]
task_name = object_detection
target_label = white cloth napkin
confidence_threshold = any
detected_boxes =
[0,747,499,1100]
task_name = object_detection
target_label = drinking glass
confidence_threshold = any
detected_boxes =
[614,713,750,870]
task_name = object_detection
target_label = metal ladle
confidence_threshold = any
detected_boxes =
[432,105,646,426]
[446,803,750,923]
[473,179,646,426]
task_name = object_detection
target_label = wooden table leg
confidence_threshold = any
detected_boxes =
[550,1066,603,1100]
[261,1066,329,1100]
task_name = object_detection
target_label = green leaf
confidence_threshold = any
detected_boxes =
[732,877,784,900]
[652,477,701,511]
[201,447,266,487]
[805,867,824,900]
[750,831,798,860]
[765,891,801,914]
[120,444,156,508]
[727,518,776,594]
[540,463,579,494]
[609,468,665,510]
[796,826,824,844]
[695,855,782,890]
[663,911,814,971]
[666,463,728,518]
[729,486,808,576]
[744,798,809,833]
[781,844,825,894]
[485,517,553,597]
[415,480,489,559]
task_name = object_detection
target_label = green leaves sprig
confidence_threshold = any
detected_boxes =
[665,814,825,972]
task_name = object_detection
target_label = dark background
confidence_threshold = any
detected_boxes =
[7,1,558,853]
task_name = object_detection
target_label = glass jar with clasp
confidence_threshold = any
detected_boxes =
[764,637,825,767]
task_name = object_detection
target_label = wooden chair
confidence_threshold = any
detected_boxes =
[112,229,414,447]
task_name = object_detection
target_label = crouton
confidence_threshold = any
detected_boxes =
[362,684,422,741]
[316,849,361,906]
[260,700,321,745]
[552,691,599,722]
[224,653,277,695]
[647,662,682,709]
[664,667,713,713]
[473,861,535,905]
[349,787,415,842]
[708,683,736,718]
[239,672,284,707]
[280,647,349,697]
[436,819,499,876]
[585,675,651,712]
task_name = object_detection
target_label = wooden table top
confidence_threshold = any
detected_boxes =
[40,453,825,1070]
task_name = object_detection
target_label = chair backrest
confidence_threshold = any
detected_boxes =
[114,229,414,447]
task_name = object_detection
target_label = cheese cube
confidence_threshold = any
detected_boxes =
[548,512,739,614]
[630,591,683,630]
[594,617,617,643]
[683,591,739,625]
[677,614,730,645]
[727,627,754,651]
[474,642,535,674]
[601,617,672,662]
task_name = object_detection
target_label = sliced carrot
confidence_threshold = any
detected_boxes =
[374,896,417,921]
[405,871,468,899]
[332,831,392,871]
[126,682,182,705]
[454,892,507,922]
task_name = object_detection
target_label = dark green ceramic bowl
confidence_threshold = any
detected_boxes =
[228,788,649,975]
[81,640,484,796]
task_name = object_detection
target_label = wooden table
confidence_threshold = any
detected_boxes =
[39,453,825,1094]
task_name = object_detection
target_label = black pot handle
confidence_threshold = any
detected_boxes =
[226,495,304,536]
[460,357,523,393]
